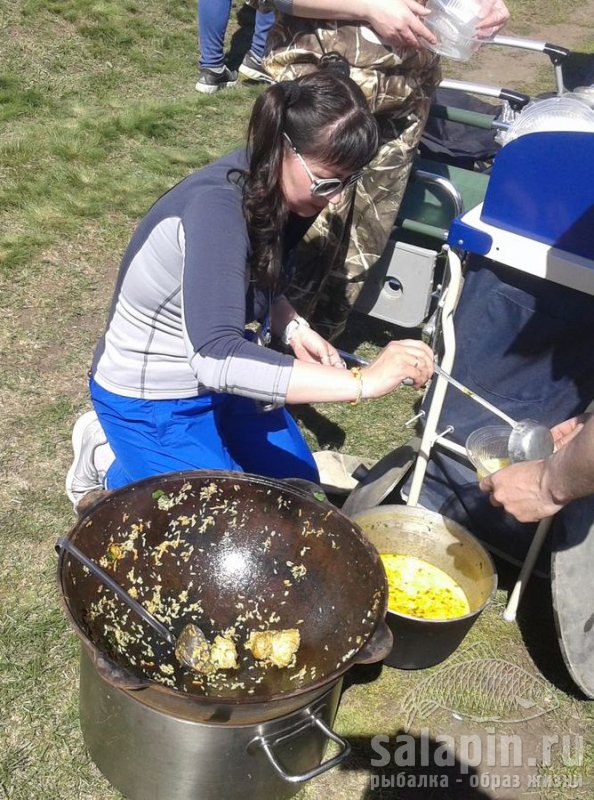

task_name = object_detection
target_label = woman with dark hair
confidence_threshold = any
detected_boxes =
[66,69,434,511]
[250,0,510,341]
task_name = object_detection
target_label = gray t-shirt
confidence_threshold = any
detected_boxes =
[92,149,314,403]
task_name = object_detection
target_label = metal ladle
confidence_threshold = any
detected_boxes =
[56,537,209,672]
[337,351,554,461]
[432,364,555,462]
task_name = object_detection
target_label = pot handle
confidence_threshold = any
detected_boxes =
[256,714,351,783]
[352,618,393,665]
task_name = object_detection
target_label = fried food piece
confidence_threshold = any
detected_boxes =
[175,626,239,673]
[246,630,273,661]
[210,634,239,670]
[246,629,300,668]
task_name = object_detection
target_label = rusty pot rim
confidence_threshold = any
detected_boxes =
[57,469,390,712]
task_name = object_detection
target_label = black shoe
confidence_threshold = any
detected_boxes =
[195,65,238,94]
[238,51,274,84]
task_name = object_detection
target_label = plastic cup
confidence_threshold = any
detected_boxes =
[465,426,512,481]
[424,0,482,61]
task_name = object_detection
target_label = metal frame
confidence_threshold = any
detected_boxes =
[486,35,569,96]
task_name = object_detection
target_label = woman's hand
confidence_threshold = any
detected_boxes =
[361,339,434,396]
[363,0,437,49]
[290,326,346,368]
[475,0,510,39]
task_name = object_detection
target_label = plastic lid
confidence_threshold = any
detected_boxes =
[501,96,594,144]
[428,0,481,25]
[567,86,594,109]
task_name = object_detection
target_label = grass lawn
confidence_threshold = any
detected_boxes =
[1,1,594,798]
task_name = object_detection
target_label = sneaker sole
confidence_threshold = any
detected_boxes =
[238,64,274,83]
[65,410,105,505]
[195,79,238,94]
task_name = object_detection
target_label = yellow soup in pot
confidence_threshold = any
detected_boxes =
[380,553,470,620]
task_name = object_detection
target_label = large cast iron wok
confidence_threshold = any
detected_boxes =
[57,471,391,724]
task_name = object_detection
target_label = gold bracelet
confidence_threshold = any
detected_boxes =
[350,366,363,406]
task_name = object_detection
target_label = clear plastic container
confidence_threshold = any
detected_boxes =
[501,96,594,144]
[566,86,594,109]
[465,426,511,481]
[424,0,482,61]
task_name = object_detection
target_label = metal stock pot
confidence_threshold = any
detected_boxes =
[79,648,348,800]
[57,470,392,799]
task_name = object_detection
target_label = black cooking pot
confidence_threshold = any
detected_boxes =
[352,505,497,670]
[57,470,392,724]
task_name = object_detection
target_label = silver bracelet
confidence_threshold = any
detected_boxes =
[281,315,310,346]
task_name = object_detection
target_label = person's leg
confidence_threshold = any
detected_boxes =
[69,383,317,507]
[65,410,114,510]
[90,379,239,491]
[218,395,320,483]
[198,0,232,68]
[551,399,594,698]
[250,10,275,59]
[196,0,238,93]
[238,10,275,83]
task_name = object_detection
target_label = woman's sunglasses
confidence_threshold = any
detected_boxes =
[283,133,363,198]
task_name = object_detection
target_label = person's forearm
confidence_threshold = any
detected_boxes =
[259,0,436,49]
[541,415,594,506]
[286,359,362,404]
[277,0,372,21]
[246,0,369,17]
[285,338,433,404]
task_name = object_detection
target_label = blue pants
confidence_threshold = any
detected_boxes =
[198,1,275,67]
[90,378,318,490]
[407,256,594,569]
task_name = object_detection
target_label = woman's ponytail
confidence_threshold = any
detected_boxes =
[243,82,291,289]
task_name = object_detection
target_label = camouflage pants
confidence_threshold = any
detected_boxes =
[264,20,441,340]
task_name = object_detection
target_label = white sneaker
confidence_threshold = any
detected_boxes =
[65,411,114,510]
